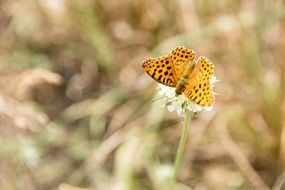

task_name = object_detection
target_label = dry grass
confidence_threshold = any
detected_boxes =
[0,0,285,189]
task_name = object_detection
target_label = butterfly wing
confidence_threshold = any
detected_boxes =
[142,55,176,87]
[142,46,196,87]
[183,56,215,106]
[169,46,196,80]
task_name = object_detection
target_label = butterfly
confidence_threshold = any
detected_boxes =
[142,46,215,107]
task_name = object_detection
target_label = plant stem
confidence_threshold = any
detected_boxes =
[173,110,193,184]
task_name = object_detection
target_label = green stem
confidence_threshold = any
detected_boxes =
[173,110,193,185]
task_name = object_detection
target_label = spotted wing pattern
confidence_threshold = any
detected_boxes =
[142,55,176,87]
[183,56,215,106]
[142,46,196,87]
[169,47,196,80]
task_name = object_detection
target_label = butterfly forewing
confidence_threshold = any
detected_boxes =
[142,55,176,87]
[169,47,196,80]
[183,56,215,106]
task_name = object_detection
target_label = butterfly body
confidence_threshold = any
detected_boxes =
[175,62,195,95]
[142,47,215,107]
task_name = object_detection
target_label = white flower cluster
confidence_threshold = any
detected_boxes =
[157,76,217,117]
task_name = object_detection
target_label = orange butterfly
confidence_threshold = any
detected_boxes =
[142,47,215,106]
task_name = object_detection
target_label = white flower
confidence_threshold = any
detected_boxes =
[157,76,217,117]
[210,76,218,85]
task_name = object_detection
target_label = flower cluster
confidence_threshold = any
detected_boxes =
[157,76,217,117]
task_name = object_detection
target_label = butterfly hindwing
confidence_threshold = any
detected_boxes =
[183,81,214,106]
[183,56,215,106]
[142,55,176,87]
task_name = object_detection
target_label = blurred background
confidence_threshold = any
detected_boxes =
[0,0,285,189]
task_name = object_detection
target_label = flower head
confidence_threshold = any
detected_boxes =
[157,76,217,117]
